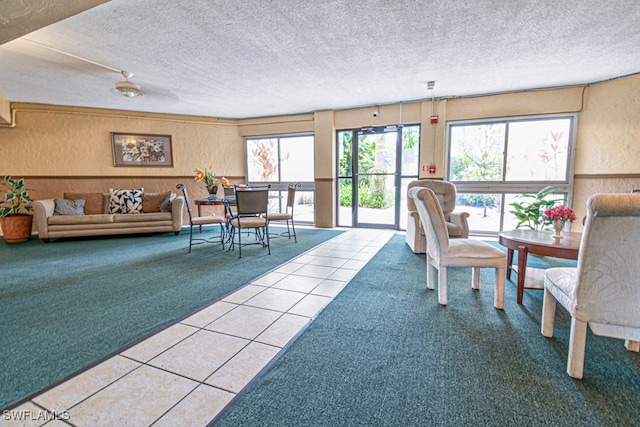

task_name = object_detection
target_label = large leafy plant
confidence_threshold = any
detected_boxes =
[509,186,558,230]
[1,175,33,217]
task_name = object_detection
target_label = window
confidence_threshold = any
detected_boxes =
[245,134,315,223]
[447,114,577,235]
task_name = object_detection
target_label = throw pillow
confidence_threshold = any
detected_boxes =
[54,198,86,216]
[159,193,176,212]
[142,191,172,213]
[109,188,144,214]
[64,192,104,215]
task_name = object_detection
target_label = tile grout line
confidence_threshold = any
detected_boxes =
[12,229,395,427]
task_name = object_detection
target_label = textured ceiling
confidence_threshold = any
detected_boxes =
[1,0,639,119]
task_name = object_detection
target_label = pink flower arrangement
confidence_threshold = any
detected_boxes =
[544,204,577,223]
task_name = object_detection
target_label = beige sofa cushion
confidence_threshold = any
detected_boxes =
[64,192,104,215]
[113,212,172,223]
[48,214,114,225]
[142,191,173,213]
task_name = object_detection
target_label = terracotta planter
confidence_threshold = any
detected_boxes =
[1,214,33,243]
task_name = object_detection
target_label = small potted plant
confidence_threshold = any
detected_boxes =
[194,167,221,197]
[1,175,34,243]
[509,186,558,230]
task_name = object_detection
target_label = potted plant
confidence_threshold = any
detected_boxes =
[1,175,34,243]
[509,185,559,230]
[194,167,221,197]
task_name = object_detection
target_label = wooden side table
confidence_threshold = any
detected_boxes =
[498,229,581,304]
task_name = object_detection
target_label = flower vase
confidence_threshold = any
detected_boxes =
[206,185,218,197]
[553,220,565,239]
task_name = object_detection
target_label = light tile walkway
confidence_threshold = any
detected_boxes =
[2,228,394,427]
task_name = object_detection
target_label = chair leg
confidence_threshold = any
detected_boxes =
[188,225,193,253]
[219,224,225,250]
[438,266,448,305]
[472,267,480,290]
[238,226,243,258]
[265,224,270,254]
[567,317,588,379]
[494,267,505,310]
[625,340,640,352]
[426,257,436,290]
[291,219,297,243]
[541,288,556,338]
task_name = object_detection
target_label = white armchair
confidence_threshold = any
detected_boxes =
[406,180,469,254]
[541,193,640,379]
[409,187,505,309]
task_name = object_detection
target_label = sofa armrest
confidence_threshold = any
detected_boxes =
[33,199,55,239]
[450,211,470,238]
[171,196,185,232]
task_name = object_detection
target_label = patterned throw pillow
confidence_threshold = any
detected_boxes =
[108,188,144,214]
[54,198,86,216]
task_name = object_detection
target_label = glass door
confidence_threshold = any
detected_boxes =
[337,125,420,229]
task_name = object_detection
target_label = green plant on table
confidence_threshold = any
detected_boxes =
[1,175,33,217]
[509,185,558,230]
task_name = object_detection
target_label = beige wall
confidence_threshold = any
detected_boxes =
[2,74,640,233]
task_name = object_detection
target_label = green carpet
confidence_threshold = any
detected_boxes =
[0,226,341,409]
[218,235,640,427]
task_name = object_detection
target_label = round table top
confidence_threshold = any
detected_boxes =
[498,228,581,259]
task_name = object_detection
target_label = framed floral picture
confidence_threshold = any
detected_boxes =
[111,132,173,167]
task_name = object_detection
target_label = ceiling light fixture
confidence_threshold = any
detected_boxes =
[115,71,144,97]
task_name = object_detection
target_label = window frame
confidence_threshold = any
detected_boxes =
[445,113,578,234]
[244,132,316,223]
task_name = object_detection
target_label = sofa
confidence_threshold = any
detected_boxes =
[405,180,470,253]
[33,189,184,242]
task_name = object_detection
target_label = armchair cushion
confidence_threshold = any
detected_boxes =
[406,180,470,253]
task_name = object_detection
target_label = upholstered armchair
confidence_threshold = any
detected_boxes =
[409,187,506,309]
[405,180,470,253]
[541,193,640,379]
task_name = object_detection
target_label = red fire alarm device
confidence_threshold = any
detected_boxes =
[430,115,439,124]
[428,165,436,174]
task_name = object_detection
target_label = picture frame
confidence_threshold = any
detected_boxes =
[111,132,173,167]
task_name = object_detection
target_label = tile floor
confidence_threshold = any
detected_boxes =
[2,228,395,427]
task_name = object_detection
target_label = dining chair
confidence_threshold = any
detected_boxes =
[227,185,271,258]
[541,193,640,379]
[266,183,300,242]
[409,186,506,308]
[176,184,226,253]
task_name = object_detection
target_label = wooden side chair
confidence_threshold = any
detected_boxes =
[176,184,226,253]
